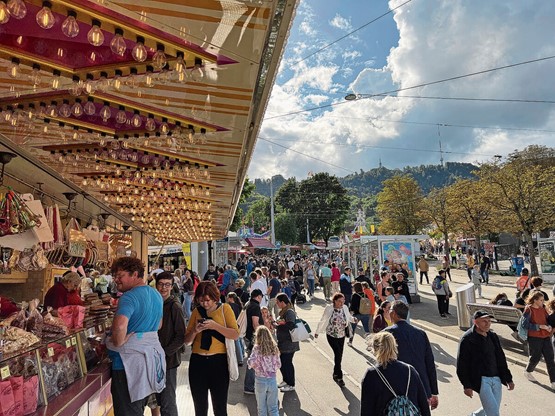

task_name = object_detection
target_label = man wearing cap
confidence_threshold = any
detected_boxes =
[456,310,514,416]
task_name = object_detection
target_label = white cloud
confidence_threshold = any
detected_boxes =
[329,14,352,31]
[251,0,555,180]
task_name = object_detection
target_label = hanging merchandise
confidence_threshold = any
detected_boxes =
[0,190,41,236]
[14,244,49,272]
[43,204,64,250]
[65,219,87,258]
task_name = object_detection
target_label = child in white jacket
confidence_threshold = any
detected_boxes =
[471,264,483,298]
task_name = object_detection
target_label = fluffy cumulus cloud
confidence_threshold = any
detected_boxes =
[250,0,555,179]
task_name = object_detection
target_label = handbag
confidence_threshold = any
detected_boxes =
[221,305,239,381]
[290,317,311,342]
[516,310,529,342]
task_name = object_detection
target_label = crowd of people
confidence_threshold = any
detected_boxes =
[98,251,555,416]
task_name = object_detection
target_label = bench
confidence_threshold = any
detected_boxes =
[465,303,526,350]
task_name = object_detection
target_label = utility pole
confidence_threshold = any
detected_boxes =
[270,176,276,245]
[306,218,310,243]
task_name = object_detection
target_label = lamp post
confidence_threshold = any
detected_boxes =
[269,177,276,246]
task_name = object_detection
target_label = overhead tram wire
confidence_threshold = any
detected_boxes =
[264,54,555,121]
[258,137,356,174]
[291,0,413,66]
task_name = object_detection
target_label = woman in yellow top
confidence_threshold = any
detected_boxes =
[185,281,239,416]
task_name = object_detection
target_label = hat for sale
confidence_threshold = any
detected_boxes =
[473,310,492,319]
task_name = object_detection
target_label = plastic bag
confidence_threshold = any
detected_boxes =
[22,376,39,415]
[0,379,16,416]
[10,302,28,330]
[9,376,23,416]
[25,300,43,338]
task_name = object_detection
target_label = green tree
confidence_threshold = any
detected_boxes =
[275,212,299,245]
[229,177,256,231]
[245,196,271,233]
[377,175,426,235]
[478,145,555,275]
[425,187,457,253]
[446,178,496,254]
[275,178,299,212]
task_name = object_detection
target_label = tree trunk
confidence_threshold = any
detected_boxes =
[523,230,538,275]
[442,228,450,255]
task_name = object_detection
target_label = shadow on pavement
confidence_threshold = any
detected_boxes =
[334,385,361,415]
[279,391,312,416]
[431,342,456,366]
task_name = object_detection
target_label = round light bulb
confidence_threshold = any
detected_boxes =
[29,65,41,86]
[131,112,142,128]
[59,101,71,118]
[7,0,26,20]
[96,73,109,92]
[36,2,55,30]
[71,100,84,117]
[51,71,61,90]
[175,54,185,74]
[115,107,127,124]
[144,67,155,88]
[145,117,156,131]
[61,12,79,38]
[152,46,167,70]
[83,77,96,94]
[131,37,147,62]
[87,20,104,47]
[159,121,169,135]
[99,103,111,122]
[7,59,20,78]
[110,29,126,56]
[125,71,139,89]
[83,99,96,116]
[0,1,10,24]
[69,78,82,96]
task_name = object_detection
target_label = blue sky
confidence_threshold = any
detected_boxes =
[249,0,555,179]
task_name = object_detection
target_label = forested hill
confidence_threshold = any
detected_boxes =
[254,162,477,197]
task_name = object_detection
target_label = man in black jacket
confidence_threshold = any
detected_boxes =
[457,310,515,416]
[385,301,439,411]
[155,272,186,416]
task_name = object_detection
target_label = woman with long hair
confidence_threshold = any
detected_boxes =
[373,300,392,333]
[274,293,299,392]
[185,281,239,415]
[361,332,431,415]
[522,291,555,389]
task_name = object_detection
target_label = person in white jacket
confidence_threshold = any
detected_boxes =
[314,293,356,387]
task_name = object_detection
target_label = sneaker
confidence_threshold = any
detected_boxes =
[244,390,255,395]
[280,385,295,392]
[440,314,447,318]
[336,378,345,387]
[524,371,537,382]
[278,381,288,388]
[445,312,452,316]
[347,339,353,347]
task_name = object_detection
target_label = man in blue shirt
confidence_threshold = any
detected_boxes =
[108,257,164,416]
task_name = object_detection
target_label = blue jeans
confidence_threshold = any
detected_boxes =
[307,279,315,296]
[481,269,489,284]
[472,376,502,416]
[254,376,279,416]
[235,337,244,365]
[182,293,192,322]
[351,314,371,336]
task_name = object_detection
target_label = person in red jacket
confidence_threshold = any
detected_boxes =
[44,272,82,309]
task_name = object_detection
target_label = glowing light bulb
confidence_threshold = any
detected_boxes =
[112,70,123,91]
[175,52,185,74]
[83,98,96,116]
[115,106,127,124]
[110,28,126,56]
[125,68,139,89]
[36,1,55,30]
[61,11,79,38]
[0,1,10,24]
[190,57,204,81]
[83,74,96,94]
[7,58,20,78]
[99,103,111,122]
[131,36,148,62]
[152,45,167,70]
[29,64,41,86]
[145,116,156,131]
[58,100,71,118]
[144,66,155,88]
[131,111,142,128]
[159,119,169,135]
[71,99,84,117]
[7,0,26,20]
[51,69,61,90]
[87,19,104,46]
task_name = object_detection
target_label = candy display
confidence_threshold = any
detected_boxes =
[0,326,40,356]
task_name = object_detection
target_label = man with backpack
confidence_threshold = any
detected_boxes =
[385,301,439,411]
[349,282,375,343]
[431,269,451,318]
[457,310,515,416]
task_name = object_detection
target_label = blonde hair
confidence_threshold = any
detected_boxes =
[370,332,398,368]
[254,326,279,356]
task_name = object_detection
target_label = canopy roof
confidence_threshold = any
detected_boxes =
[0,0,298,242]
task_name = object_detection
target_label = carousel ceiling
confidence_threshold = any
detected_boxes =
[0,0,298,242]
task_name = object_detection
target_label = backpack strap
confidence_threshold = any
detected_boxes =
[370,363,397,398]
[406,366,411,396]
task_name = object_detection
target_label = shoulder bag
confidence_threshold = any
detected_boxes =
[221,304,239,381]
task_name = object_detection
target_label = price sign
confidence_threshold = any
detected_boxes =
[47,347,54,357]
[71,337,77,346]
[65,339,72,348]
[0,366,10,380]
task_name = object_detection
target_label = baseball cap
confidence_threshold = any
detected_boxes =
[473,310,492,319]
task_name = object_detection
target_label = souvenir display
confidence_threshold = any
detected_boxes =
[0,190,41,237]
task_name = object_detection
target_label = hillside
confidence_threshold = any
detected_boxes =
[253,162,477,198]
